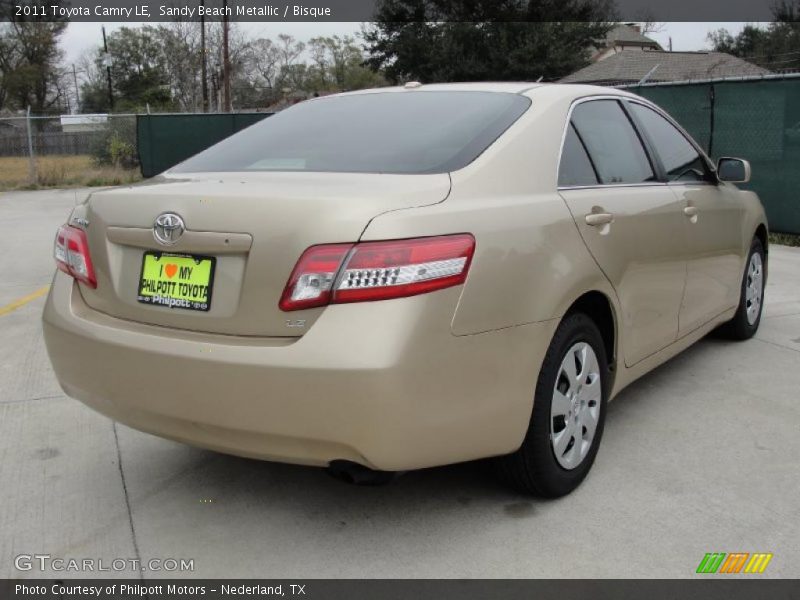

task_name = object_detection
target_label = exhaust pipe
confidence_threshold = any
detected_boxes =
[327,460,398,486]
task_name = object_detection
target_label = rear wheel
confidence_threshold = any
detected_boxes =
[496,313,608,497]
[719,237,765,340]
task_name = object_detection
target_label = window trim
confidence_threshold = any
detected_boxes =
[556,94,718,191]
[557,95,666,191]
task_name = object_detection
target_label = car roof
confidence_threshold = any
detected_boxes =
[333,81,637,100]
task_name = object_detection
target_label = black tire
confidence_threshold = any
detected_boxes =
[496,312,609,498]
[718,237,766,340]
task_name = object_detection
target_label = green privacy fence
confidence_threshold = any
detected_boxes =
[137,112,272,178]
[626,75,800,235]
[135,81,800,233]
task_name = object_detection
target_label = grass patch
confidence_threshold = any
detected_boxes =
[770,232,800,247]
[0,155,141,191]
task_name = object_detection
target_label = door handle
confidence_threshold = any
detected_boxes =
[585,212,614,227]
[683,206,699,217]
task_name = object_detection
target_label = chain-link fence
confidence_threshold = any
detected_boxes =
[618,73,800,235]
[0,110,270,188]
[0,113,138,189]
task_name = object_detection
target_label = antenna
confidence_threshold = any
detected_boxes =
[638,65,660,85]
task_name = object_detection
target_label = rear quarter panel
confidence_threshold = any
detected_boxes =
[361,87,618,336]
[363,193,615,336]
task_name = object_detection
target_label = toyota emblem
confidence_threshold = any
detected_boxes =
[153,213,185,246]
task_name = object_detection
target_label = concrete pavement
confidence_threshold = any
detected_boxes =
[1,188,798,579]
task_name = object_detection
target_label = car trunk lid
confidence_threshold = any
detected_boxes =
[77,171,450,336]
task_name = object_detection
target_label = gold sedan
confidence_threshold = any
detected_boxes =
[43,83,767,497]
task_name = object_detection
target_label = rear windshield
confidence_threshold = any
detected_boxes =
[170,91,531,175]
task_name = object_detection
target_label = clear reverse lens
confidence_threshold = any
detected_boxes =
[279,243,353,311]
[67,245,90,278]
[54,234,67,264]
[53,225,97,288]
[292,272,336,302]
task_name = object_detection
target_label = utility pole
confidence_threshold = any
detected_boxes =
[72,64,80,113]
[200,1,209,112]
[102,26,114,110]
[222,0,232,112]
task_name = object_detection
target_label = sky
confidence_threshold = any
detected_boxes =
[61,21,759,65]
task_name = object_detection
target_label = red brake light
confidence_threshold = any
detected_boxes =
[280,234,475,311]
[54,225,97,288]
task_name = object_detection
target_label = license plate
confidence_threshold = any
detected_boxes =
[137,252,216,312]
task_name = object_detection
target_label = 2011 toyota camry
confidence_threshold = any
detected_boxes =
[43,83,767,497]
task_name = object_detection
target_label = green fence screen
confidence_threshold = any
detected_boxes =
[136,82,800,234]
[137,112,272,178]
[628,77,800,234]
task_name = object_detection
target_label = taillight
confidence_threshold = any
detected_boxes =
[54,225,97,288]
[280,234,475,311]
[279,243,353,311]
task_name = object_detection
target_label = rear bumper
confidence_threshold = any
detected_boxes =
[43,272,556,471]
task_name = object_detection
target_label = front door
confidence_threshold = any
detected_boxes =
[624,101,745,335]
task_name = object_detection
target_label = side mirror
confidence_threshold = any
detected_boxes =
[717,157,751,183]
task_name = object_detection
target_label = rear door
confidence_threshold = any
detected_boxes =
[625,101,745,335]
[558,98,688,366]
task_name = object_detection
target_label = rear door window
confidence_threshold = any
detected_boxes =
[570,100,656,185]
[558,124,598,187]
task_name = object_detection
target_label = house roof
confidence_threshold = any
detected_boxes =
[561,50,770,85]
[605,24,661,48]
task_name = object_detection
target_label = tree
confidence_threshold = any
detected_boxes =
[276,33,305,73]
[0,1,67,113]
[271,33,306,93]
[247,37,282,100]
[76,49,111,113]
[108,26,173,111]
[79,26,174,112]
[708,1,800,71]
[202,21,256,110]
[306,36,385,92]
[243,33,306,99]
[363,0,615,84]
[72,26,383,113]
[157,22,203,111]
[708,26,770,59]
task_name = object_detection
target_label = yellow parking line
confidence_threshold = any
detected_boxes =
[0,285,50,317]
